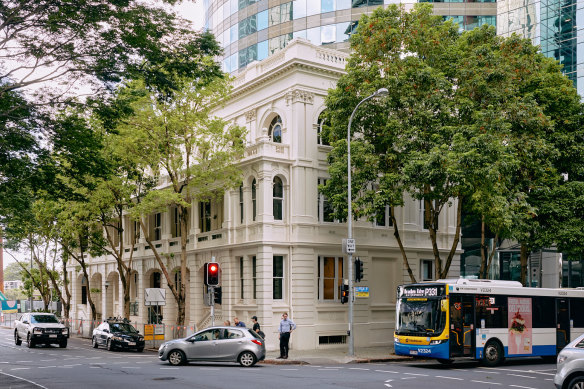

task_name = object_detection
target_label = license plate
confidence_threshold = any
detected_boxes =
[127,342,135,346]
[49,334,57,338]
[409,350,418,355]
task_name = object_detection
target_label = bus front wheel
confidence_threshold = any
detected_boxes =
[482,341,503,367]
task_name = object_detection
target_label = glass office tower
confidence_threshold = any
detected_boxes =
[204,0,498,73]
[498,0,583,96]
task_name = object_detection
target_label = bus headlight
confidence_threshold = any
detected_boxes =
[430,339,446,345]
[394,337,399,344]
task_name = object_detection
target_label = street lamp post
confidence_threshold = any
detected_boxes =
[347,88,388,356]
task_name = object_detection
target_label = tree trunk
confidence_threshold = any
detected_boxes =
[391,208,417,283]
[479,217,487,279]
[440,197,463,279]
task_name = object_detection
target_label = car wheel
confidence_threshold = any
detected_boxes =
[14,331,22,346]
[26,333,35,348]
[568,376,584,389]
[92,337,98,348]
[482,341,503,367]
[107,339,113,351]
[59,340,67,348]
[167,350,186,366]
[238,351,257,367]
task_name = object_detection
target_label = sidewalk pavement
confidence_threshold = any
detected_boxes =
[261,345,413,365]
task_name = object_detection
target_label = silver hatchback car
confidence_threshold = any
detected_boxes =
[555,333,584,389]
[158,326,265,367]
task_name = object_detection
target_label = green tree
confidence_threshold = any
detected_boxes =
[3,261,25,281]
[323,4,583,283]
[115,77,246,329]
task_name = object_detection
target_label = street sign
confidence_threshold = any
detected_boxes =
[342,238,356,254]
[145,288,166,306]
[355,286,369,298]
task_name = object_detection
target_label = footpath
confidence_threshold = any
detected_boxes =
[260,345,413,365]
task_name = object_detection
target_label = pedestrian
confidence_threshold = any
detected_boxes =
[251,316,265,338]
[223,320,231,326]
[234,317,246,327]
[278,312,296,359]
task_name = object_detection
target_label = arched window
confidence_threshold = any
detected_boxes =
[273,176,283,220]
[251,179,257,221]
[317,112,329,146]
[268,115,282,143]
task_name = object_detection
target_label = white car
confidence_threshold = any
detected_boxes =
[14,312,69,348]
[555,333,584,389]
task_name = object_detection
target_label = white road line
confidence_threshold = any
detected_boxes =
[121,367,141,369]
[401,377,417,380]
[476,369,500,374]
[507,374,537,379]
[471,380,501,385]
[11,368,30,371]
[280,369,298,371]
[375,370,400,373]
[135,361,151,364]
[435,376,464,380]
[318,369,339,371]
[16,361,32,363]
[0,372,49,389]
[160,367,179,370]
[403,373,428,376]
[0,362,9,364]
[40,359,56,362]
[349,367,370,370]
[37,366,56,369]
[509,385,538,389]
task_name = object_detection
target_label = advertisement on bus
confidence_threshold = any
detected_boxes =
[508,297,532,355]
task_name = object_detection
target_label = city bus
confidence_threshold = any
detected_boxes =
[394,279,584,366]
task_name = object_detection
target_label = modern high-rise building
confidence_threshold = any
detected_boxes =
[204,0,497,74]
[498,0,583,96]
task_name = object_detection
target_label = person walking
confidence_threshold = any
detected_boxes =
[234,317,246,327]
[251,316,265,338]
[278,312,296,359]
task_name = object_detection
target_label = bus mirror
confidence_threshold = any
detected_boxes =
[441,300,447,312]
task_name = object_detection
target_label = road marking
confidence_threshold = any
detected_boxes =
[384,379,393,388]
[0,372,49,389]
[507,374,537,379]
[509,385,538,389]
[121,367,141,369]
[435,376,464,380]
[471,380,501,385]
[477,369,499,374]
[401,377,417,380]
[280,369,298,371]
[16,361,32,363]
[11,368,30,371]
[40,359,56,362]
[135,361,151,364]
[375,370,399,373]
[403,372,428,376]
[318,369,339,371]
[38,366,56,369]
[349,367,370,370]
[160,367,179,370]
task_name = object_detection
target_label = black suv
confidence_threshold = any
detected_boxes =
[92,318,145,352]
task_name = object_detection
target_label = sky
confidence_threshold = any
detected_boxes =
[2,1,205,271]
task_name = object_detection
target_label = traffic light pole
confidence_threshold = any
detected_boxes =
[209,286,215,327]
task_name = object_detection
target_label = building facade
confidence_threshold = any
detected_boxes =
[204,0,497,74]
[68,39,462,351]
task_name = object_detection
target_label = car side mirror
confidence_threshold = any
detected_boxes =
[104,329,109,333]
[23,320,28,324]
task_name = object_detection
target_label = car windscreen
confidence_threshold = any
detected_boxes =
[31,315,59,324]
[110,323,138,333]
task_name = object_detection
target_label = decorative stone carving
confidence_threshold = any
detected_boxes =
[286,89,314,105]
[245,110,256,122]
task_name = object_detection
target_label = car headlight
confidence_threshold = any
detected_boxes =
[138,337,144,341]
[394,337,399,344]
[112,336,123,341]
[62,328,69,334]
[33,327,43,334]
[558,355,567,364]
[159,344,167,351]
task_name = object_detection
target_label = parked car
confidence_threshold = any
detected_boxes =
[14,312,69,348]
[92,318,145,352]
[158,326,265,367]
[555,333,584,389]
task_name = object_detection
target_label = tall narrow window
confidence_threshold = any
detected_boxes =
[375,205,393,227]
[317,112,329,146]
[239,257,244,300]
[318,178,334,222]
[251,179,257,221]
[318,256,344,301]
[154,213,162,240]
[252,256,257,299]
[269,115,282,143]
[173,207,181,237]
[239,185,244,223]
[421,259,434,281]
[152,272,161,288]
[200,201,211,232]
[273,255,283,300]
[273,177,283,220]
[133,220,140,243]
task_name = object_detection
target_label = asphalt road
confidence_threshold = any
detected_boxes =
[0,327,557,389]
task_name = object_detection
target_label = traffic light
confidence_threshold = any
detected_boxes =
[355,258,363,282]
[214,286,222,305]
[341,283,349,304]
[204,262,220,286]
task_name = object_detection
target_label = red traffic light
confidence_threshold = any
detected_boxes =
[205,262,220,286]
[209,264,218,273]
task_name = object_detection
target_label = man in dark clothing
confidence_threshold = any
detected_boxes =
[251,316,265,338]
[234,317,246,327]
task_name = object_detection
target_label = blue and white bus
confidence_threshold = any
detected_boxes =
[394,279,584,366]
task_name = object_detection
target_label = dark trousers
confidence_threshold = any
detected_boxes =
[279,332,290,357]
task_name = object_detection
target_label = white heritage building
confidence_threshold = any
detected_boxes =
[68,39,461,351]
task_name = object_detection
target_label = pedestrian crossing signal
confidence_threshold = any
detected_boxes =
[341,284,349,304]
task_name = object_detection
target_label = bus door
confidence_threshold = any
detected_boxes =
[556,298,570,353]
[450,295,475,357]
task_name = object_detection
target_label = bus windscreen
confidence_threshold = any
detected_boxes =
[396,298,446,336]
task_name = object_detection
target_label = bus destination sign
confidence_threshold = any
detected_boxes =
[402,286,442,298]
